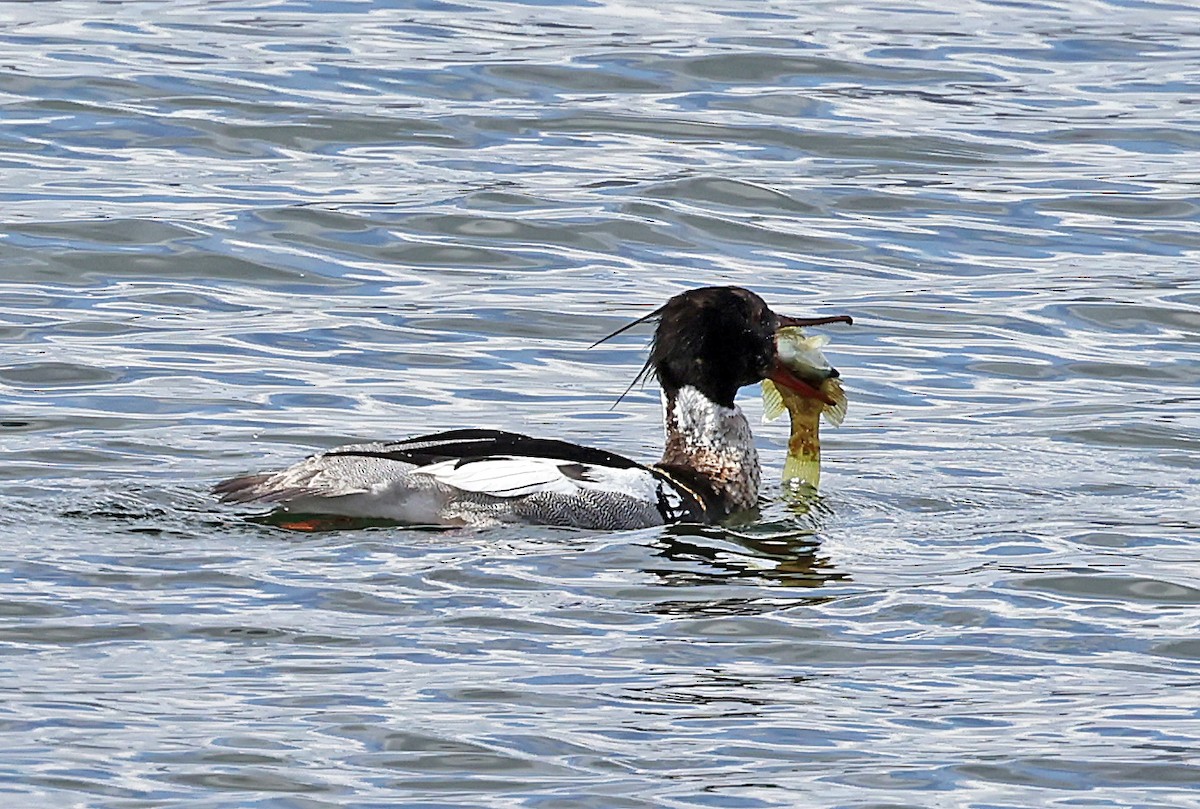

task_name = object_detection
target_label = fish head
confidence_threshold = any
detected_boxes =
[768,323,847,405]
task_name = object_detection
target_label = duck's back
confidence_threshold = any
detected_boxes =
[213,428,704,529]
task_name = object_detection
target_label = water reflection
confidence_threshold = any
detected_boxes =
[622,671,818,710]
[651,519,847,593]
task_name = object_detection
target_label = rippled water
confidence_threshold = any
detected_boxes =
[3,0,1199,806]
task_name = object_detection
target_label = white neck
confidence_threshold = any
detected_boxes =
[660,385,760,511]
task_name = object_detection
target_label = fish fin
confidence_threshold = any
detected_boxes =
[821,378,847,427]
[761,379,786,422]
[782,452,821,489]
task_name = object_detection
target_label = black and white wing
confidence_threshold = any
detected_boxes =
[214,428,706,529]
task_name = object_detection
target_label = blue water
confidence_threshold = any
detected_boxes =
[2,1,1199,806]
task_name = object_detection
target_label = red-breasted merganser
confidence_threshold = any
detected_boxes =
[213,286,851,529]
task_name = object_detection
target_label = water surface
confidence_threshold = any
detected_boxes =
[2,0,1199,806]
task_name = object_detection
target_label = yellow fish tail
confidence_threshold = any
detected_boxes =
[783,410,822,488]
[782,452,821,489]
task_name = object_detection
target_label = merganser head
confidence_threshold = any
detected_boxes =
[649,286,852,408]
[588,285,852,515]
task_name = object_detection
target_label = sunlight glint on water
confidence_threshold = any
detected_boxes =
[1,1,1198,807]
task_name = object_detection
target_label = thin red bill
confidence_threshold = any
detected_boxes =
[769,361,836,405]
